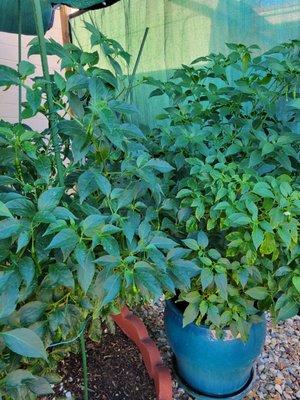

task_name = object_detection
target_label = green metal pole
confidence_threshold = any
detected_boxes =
[18,0,22,124]
[32,0,65,186]
[80,332,89,400]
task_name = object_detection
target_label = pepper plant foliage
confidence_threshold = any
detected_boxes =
[147,40,300,338]
[0,25,188,399]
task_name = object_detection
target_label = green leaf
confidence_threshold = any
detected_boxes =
[249,150,262,167]
[17,230,31,252]
[0,273,19,319]
[183,291,201,303]
[197,231,209,248]
[220,310,232,326]
[5,369,33,387]
[0,218,21,239]
[289,98,300,109]
[27,377,54,395]
[183,303,199,327]
[81,51,99,65]
[207,305,220,325]
[150,236,177,250]
[176,189,193,198]
[49,265,74,289]
[260,232,276,255]
[135,263,162,300]
[19,61,35,76]
[81,214,106,237]
[74,243,95,294]
[245,286,268,300]
[214,273,227,300]
[276,300,298,321]
[252,182,274,198]
[66,73,89,91]
[228,213,251,227]
[92,170,111,196]
[53,207,77,221]
[252,226,264,250]
[0,200,12,217]
[245,200,258,220]
[292,276,300,293]
[262,142,274,156]
[100,274,121,307]
[101,236,120,256]
[47,228,79,251]
[38,187,64,212]
[54,71,66,91]
[277,225,292,248]
[1,328,48,360]
[43,219,67,236]
[19,302,47,326]
[199,300,208,316]
[26,88,41,114]
[172,259,200,279]
[109,100,138,115]
[123,211,141,243]
[201,268,214,290]
[207,248,221,260]
[182,238,199,251]
[0,65,20,86]
[6,197,36,217]
[279,182,292,197]
[146,159,174,173]
[18,257,35,288]
[78,171,98,203]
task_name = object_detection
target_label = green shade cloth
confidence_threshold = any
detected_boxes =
[71,0,300,126]
[0,0,53,35]
[52,0,108,8]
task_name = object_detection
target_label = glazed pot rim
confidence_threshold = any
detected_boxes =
[166,299,265,336]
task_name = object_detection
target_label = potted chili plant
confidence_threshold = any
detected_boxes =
[147,41,300,399]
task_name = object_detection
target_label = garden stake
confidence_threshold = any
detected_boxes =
[17,0,22,124]
[80,331,89,400]
[126,26,149,104]
[32,0,65,186]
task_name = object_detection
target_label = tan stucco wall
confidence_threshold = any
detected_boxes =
[0,8,63,130]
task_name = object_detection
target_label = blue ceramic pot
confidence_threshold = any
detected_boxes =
[164,300,267,397]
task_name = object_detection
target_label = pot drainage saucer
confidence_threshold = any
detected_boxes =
[172,358,256,400]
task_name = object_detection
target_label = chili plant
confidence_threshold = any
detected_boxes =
[146,40,300,339]
[0,26,191,399]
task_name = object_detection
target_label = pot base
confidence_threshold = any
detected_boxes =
[173,357,256,400]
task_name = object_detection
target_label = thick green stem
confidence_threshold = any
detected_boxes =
[18,0,22,124]
[80,332,89,400]
[31,0,64,186]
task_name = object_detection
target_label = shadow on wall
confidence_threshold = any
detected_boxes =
[170,0,300,53]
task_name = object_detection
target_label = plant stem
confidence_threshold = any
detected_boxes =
[80,331,89,400]
[18,0,22,124]
[31,0,65,187]
[126,27,149,103]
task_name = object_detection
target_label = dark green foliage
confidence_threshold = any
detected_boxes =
[0,29,182,399]
[146,40,300,339]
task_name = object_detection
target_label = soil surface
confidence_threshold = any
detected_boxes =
[48,325,156,400]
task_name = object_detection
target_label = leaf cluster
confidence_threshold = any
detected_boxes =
[146,41,300,338]
[0,25,188,399]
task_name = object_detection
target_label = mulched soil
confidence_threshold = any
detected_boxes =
[48,325,156,400]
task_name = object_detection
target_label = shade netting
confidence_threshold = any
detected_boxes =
[70,0,300,126]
